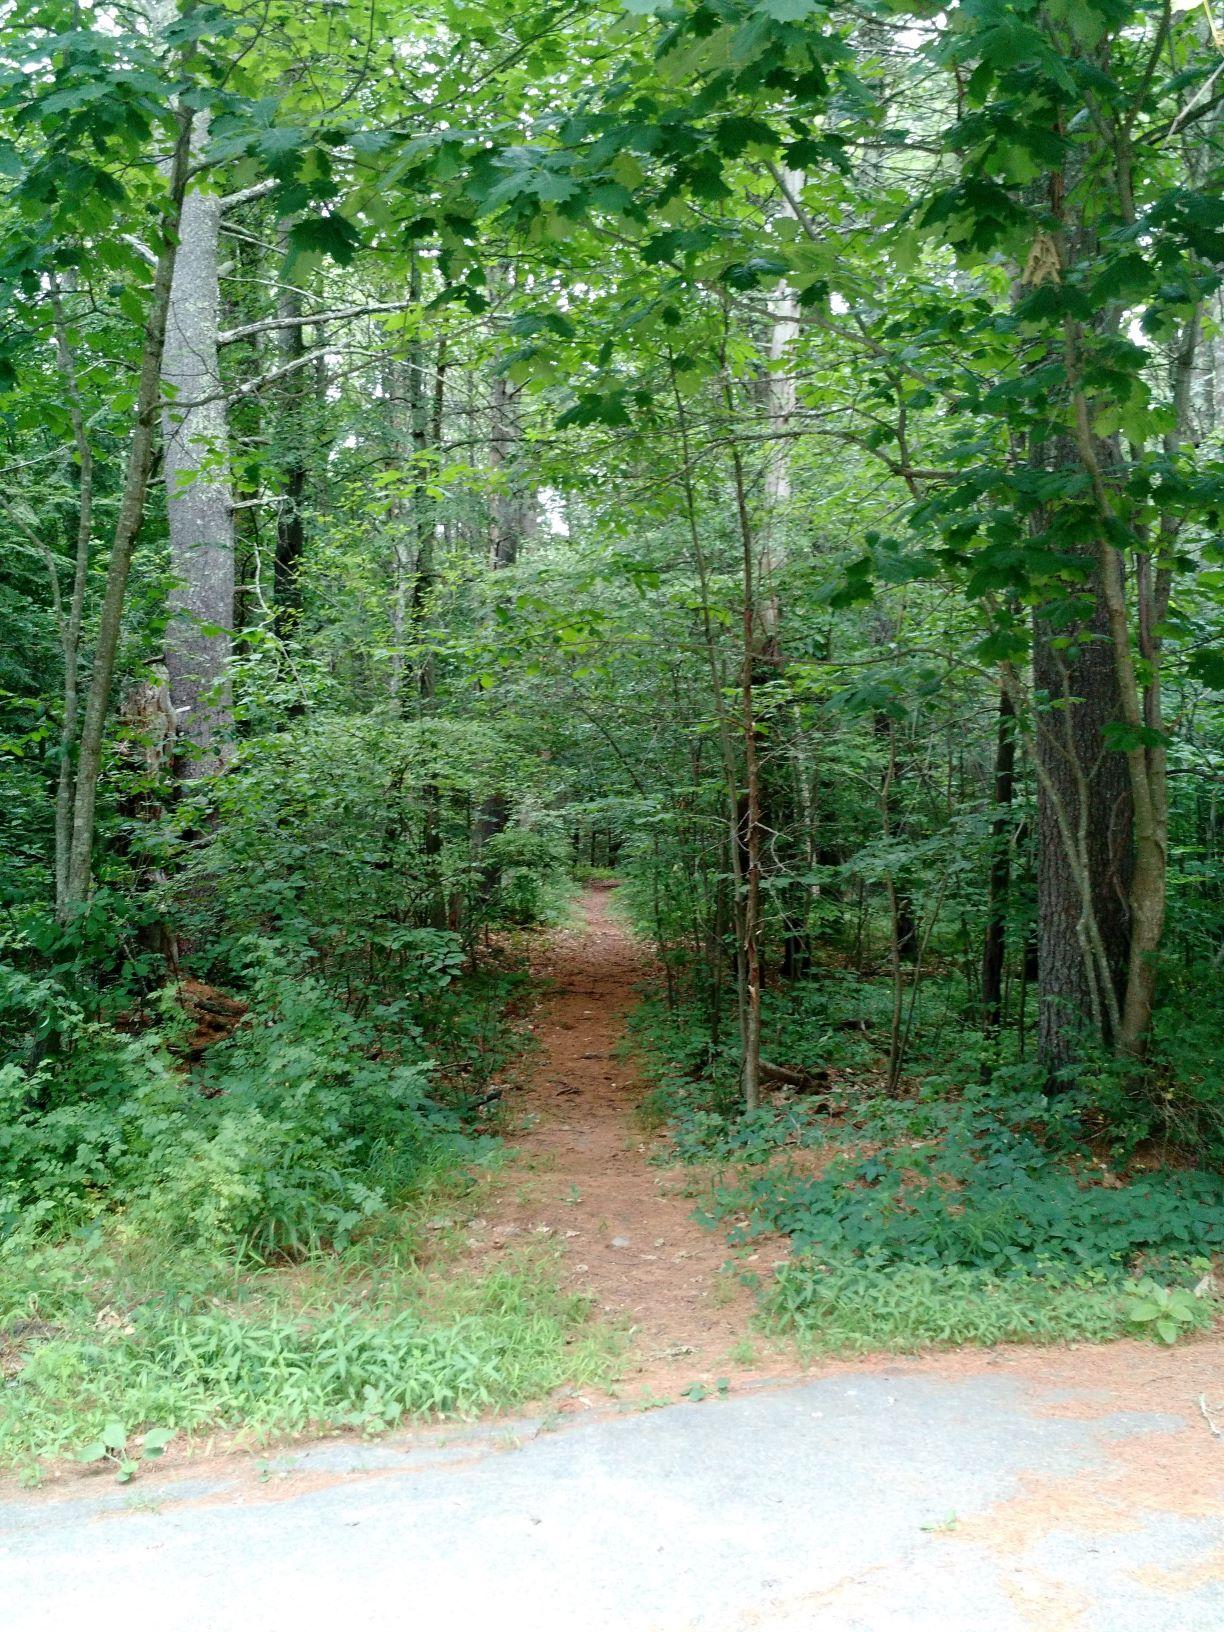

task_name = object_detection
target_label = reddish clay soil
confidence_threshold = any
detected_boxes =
[465,884,786,1387]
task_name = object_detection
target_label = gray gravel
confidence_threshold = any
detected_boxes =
[2,1371,1220,1631]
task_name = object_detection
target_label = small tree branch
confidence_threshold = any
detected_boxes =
[218,300,417,347]
[218,177,281,212]
[121,233,158,268]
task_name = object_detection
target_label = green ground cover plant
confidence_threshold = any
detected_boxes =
[0,1228,616,1475]
[630,989,1224,1353]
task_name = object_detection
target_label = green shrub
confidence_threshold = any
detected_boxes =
[0,948,476,1253]
[176,714,566,986]
[713,1102,1224,1277]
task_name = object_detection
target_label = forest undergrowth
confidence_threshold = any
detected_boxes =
[0,725,616,1485]
[0,964,616,1483]
[627,964,1224,1356]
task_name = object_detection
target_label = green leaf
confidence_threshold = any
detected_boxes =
[1188,649,1224,690]
[534,172,578,203]
[1103,722,1170,753]
[556,390,632,429]
[757,0,817,18]
[287,213,361,267]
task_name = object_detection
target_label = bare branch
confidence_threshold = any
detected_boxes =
[218,177,281,212]
[218,300,417,347]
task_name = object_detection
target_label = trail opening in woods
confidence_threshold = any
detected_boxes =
[474,885,765,1380]
[3,0,1224,1515]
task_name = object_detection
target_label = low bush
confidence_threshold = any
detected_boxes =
[761,1259,1216,1352]
[712,1095,1224,1278]
[0,948,475,1253]
[634,989,1224,1350]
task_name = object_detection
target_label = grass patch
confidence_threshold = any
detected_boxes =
[761,1259,1217,1353]
[0,1222,618,1479]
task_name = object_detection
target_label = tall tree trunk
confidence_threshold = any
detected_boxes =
[488,370,534,568]
[161,120,235,775]
[410,329,447,703]
[1031,556,1132,1076]
[49,283,94,917]
[759,169,802,657]
[63,110,194,913]
[760,173,812,977]
[475,319,527,897]
[1028,148,1133,1078]
[727,415,764,1112]
[670,354,752,1101]
[273,235,307,631]
[981,679,1017,1028]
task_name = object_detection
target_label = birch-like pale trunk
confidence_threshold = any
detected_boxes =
[760,168,803,651]
[161,118,235,774]
[49,284,94,916]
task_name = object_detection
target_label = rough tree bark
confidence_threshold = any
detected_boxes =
[981,679,1017,1029]
[161,119,235,774]
[1031,553,1133,1076]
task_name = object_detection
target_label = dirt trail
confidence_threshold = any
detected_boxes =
[472,884,770,1382]
[475,887,1224,1423]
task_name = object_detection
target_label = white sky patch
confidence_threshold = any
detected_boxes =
[539,487,569,536]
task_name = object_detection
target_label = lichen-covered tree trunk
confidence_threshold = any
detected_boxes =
[161,128,234,775]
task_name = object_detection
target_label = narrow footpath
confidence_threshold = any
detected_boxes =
[468,883,771,1384]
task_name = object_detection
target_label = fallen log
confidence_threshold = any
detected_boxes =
[760,1059,831,1093]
